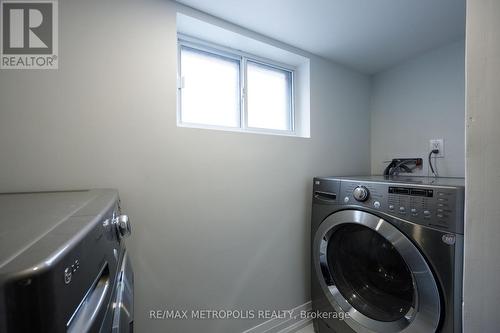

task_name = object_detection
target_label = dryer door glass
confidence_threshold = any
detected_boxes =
[327,224,414,322]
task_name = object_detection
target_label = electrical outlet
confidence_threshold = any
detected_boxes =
[429,139,444,158]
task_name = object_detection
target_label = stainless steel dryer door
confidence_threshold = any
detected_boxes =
[313,210,440,333]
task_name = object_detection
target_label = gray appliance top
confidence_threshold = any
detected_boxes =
[0,189,118,269]
[319,175,465,188]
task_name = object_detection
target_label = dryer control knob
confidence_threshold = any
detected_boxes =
[113,214,131,239]
[353,186,370,202]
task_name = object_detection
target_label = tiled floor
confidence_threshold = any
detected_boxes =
[295,323,314,333]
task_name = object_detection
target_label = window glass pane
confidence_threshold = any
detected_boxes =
[247,61,292,131]
[180,46,240,127]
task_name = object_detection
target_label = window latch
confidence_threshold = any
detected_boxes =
[177,76,185,89]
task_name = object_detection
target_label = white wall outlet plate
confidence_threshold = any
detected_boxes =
[429,139,444,157]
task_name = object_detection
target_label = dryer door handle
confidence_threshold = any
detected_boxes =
[314,191,337,202]
[67,263,110,333]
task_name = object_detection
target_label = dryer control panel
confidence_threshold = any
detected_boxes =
[313,176,465,234]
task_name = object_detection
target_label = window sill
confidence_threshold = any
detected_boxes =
[177,122,310,138]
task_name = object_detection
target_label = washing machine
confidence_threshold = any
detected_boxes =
[311,176,464,333]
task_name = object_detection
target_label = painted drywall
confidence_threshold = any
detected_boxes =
[370,40,465,177]
[463,0,500,332]
[0,0,371,332]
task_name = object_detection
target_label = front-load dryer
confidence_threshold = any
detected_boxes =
[310,176,464,333]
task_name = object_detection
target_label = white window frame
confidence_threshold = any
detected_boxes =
[177,34,296,136]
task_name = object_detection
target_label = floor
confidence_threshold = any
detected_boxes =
[295,323,314,333]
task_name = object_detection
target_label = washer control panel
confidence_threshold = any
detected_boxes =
[313,177,464,234]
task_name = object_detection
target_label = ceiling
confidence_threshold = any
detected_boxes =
[176,0,466,74]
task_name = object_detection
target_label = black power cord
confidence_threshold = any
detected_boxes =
[429,149,439,177]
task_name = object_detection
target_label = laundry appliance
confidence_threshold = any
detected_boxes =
[0,189,133,333]
[311,176,464,333]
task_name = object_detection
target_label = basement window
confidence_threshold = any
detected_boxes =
[179,45,241,128]
[177,37,296,135]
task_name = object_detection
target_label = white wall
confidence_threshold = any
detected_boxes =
[0,0,371,332]
[463,0,500,332]
[370,40,465,177]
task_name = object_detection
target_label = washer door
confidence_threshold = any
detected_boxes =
[313,210,440,333]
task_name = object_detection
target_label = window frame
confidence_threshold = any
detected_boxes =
[177,35,296,136]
